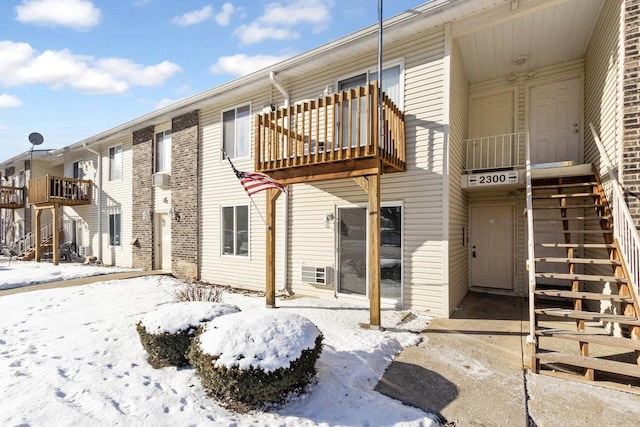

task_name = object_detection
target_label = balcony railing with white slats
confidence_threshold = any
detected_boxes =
[464,132,527,172]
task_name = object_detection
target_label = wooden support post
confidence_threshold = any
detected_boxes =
[52,204,60,266]
[265,188,281,308]
[368,169,381,329]
[34,208,42,262]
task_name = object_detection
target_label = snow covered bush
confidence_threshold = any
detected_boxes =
[187,311,323,411]
[137,302,240,369]
[173,281,226,303]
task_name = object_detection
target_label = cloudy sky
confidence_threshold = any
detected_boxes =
[0,0,421,161]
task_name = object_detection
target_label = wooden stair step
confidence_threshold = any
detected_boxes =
[538,243,615,249]
[534,216,610,221]
[531,182,598,190]
[536,351,640,378]
[534,290,633,303]
[535,308,640,326]
[535,272,626,283]
[536,328,640,350]
[533,229,612,234]
[532,193,598,199]
[532,204,605,210]
[534,257,620,266]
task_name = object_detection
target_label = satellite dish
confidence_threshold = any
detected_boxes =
[28,132,44,146]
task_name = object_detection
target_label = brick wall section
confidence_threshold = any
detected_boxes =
[132,126,154,269]
[171,111,200,279]
[623,0,640,228]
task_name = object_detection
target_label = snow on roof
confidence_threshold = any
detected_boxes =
[139,301,240,334]
[198,311,322,372]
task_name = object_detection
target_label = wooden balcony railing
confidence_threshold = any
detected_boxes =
[0,186,24,209]
[255,81,405,183]
[29,175,92,206]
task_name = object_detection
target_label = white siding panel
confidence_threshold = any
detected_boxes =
[448,39,469,315]
[99,134,133,267]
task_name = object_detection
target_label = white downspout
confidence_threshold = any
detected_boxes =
[83,143,102,261]
[269,71,290,293]
[269,71,290,108]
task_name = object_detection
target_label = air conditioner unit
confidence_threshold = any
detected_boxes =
[152,173,171,189]
[301,265,332,287]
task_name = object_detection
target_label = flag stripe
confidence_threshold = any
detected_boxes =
[226,155,286,196]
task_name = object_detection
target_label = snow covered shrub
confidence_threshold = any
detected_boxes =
[174,281,226,303]
[137,302,240,369]
[187,311,323,411]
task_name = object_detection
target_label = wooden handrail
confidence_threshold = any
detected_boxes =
[29,175,92,206]
[255,81,405,175]
[0,186,24,207]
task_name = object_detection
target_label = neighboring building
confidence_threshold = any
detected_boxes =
[3,0,640,384]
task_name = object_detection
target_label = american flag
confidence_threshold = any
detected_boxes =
[226,156,286,196]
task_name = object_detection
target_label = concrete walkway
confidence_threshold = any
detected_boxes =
[0,270,169,297]
[376,292,640,426]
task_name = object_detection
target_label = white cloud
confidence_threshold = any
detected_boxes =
[0,123,8,131]
[234,23,296,45]
[234,0,332,44]
[209,53,291,76]
[0,41,182,95]
[15,0,101,31]
[171,5,213,26]
[215,2,236,26]
[0,93,21,108]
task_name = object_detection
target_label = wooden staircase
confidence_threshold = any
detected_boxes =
[530,165,640,387]
[17,229,64,261]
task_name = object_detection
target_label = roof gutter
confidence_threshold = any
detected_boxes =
[83,143,102,262]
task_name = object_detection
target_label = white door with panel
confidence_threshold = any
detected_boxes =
[529,78,581,164]
[469,204,514,290]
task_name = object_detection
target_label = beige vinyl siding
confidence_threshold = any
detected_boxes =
[280,26,448,316]
[61,150,100,258]
[584,0,622,175]
[199,90,286,292]
[99,135,134,267]
[582,0,623,288]
[447,39,469,314]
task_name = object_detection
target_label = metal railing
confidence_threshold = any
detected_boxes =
[590,123,640,293]
[464,131,527,172]
[6,218,62,257]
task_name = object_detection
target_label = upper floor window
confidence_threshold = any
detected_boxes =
[73,161,84,179]
[338,63,402,108]
[155,130,172,173]
[222,105,250,159]
[109,145,122,181]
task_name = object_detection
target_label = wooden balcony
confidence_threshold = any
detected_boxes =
[0,186,24,209]
[29,175,92,206]
[255,82,405,184]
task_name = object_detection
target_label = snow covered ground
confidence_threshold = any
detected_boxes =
[0,257,138,290]
[0,262,438,426]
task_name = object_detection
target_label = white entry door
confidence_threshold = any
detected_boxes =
[156,213,172,271]
[469,205,514,290]
[529,78,581,164]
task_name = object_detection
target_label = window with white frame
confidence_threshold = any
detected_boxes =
[337,63,403,148]
[109,145,122,181]
[109,212,121,246]
[222,205,249,256]
[155,130,172,173]
[73,161,84,179]
[222,105,250,159]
